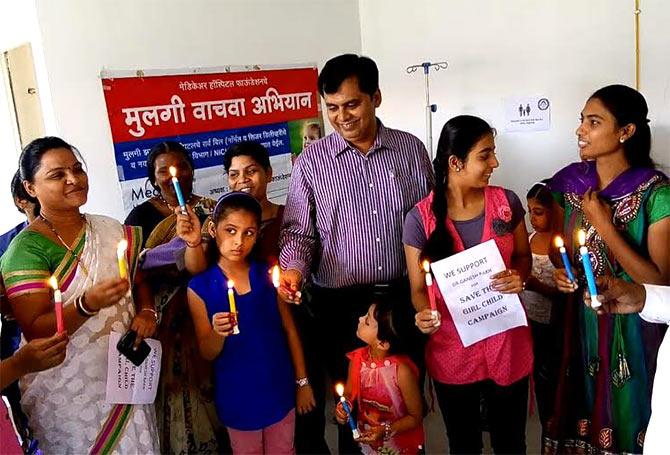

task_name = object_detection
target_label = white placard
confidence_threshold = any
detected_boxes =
[504,96,551,132]
[105,332,162,404]
[431,239,528,347]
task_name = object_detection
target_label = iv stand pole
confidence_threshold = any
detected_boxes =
[406,61,448,160]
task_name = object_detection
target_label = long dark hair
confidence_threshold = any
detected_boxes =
[421,115,495,262]
[589,84,654,168]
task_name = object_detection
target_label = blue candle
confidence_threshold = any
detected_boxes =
[336,383,360,440]
[578,230,600,307]
[554,236,576,282]
[169,166,187,214]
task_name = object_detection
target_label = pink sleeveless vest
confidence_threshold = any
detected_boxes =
[416,186,533,385]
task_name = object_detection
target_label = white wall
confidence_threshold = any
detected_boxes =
[33,0,361,222]
[0,0,57,232]
[359,0,670,205]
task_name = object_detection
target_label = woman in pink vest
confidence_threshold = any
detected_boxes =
[403,115,533,454]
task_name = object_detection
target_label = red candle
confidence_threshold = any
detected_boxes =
[49,276,65,334]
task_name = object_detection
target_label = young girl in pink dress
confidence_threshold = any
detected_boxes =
[335,299,424,454]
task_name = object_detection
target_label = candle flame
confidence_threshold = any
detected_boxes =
[577,229,586,246]
[117,239,128,257]
[554,236,564,248]
[421,260,430,274]
[49,276,58,290]
[169,166,177,178]
[335,383,344,397]
[227,280,234,290]
[271,265,280,288]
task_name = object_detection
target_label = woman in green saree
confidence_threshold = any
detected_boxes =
[545,85,670,454]
[1,136,160,454]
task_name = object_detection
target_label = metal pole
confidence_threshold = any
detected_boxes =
[407,61,447,160]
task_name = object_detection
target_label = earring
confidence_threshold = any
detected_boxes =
[455,167,461,172]
[619,137,625,143]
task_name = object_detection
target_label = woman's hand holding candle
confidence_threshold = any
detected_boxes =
[414,308,441,335]
[553,268,578,293]
[421,260,440,325]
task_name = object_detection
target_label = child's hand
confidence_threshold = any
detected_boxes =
[554,268,578,293]
[211,312,234,337]
[335,401,349,425]
[175,205,202,247]
[357,425,384,444]
[296,384,316,415]
[415,308,440,334]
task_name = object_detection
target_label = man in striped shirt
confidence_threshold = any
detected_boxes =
[279,54,433,454]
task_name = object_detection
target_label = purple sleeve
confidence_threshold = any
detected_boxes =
[402,206,427,250]
[141,236,188,270]
[278,156,317,276]
[505,189,526,229]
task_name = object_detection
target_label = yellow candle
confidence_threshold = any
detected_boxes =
[227,280,240,334]
[117,239,128,280]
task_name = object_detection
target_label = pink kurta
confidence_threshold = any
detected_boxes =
[416,186,533,386]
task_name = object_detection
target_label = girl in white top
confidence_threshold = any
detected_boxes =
[521,181,560,431]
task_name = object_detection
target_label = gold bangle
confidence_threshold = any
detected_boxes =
[140,307,158,321]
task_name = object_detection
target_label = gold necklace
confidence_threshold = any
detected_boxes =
[39,213,90,277]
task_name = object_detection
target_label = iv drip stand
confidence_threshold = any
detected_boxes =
[406,61,448,160]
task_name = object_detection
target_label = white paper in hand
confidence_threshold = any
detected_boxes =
[106,332,162,404]
[430,239,528,347]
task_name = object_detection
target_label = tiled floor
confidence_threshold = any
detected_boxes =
[324,387,543,454]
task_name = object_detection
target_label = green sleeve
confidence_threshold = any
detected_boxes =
[645,183,670,225]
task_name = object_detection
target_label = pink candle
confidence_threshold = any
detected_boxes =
[49,276,65,334]
[422,260,440,324]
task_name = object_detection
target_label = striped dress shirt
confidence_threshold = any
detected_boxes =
[279,121,434,288]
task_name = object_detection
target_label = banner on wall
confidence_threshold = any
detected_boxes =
[101,65,324,215]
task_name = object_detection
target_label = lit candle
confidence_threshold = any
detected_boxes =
[335,383,360,440]
[168,166,187,214]
[554,236,576,282]
[578,230,600,308]
[271,265,280,288]
[49,276,65,334]
[117,239,128,280]
[227,280,240,334]
[421,260,440,325]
